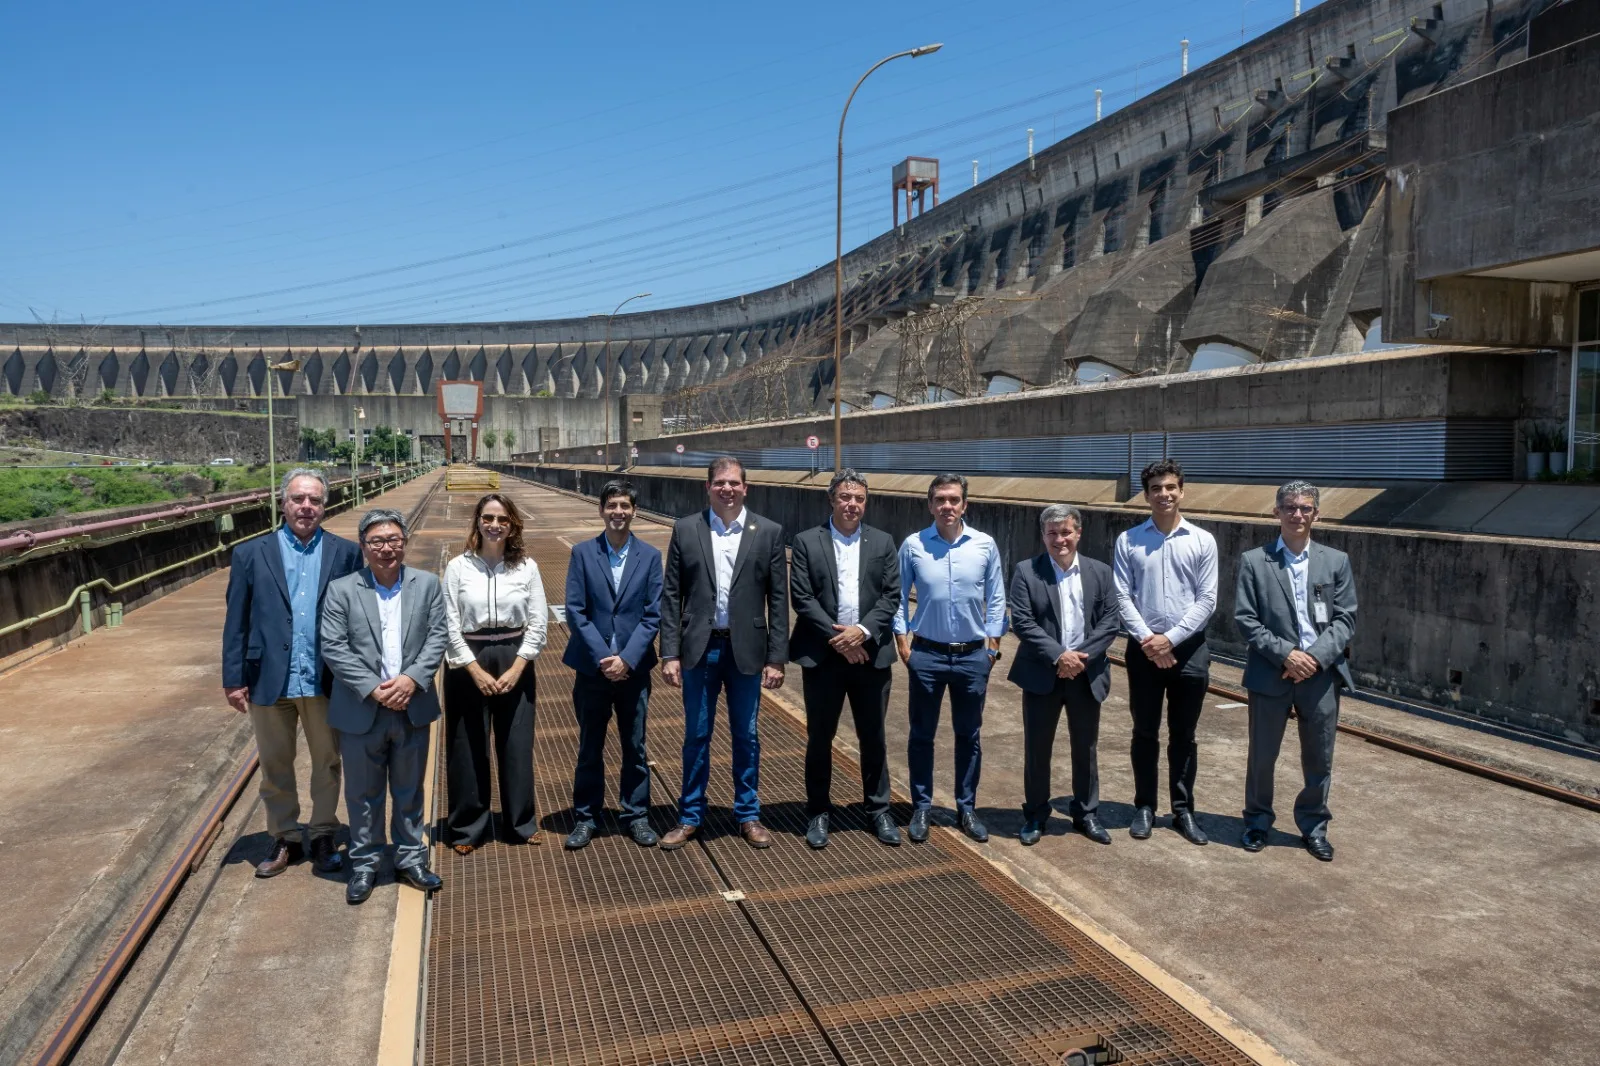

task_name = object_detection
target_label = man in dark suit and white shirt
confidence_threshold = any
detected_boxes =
[222,468,362,878]
[562,479,664,850]
[658,456,788,851]
[1007,504,1122,846]
[321,508,449,904]
[788,469,902,849]
[1233,480,1357,862]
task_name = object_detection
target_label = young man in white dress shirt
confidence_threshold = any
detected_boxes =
[1112,459,1218,845]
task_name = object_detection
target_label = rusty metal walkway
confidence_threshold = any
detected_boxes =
[422,484,1255,1066]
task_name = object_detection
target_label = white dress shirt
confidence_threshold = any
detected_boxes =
[374,570,405,682]
[829,521,871,634]
[443,551,549,668]
[1112,516,1218,645]
[709,508,747,629]
[1277,536,1318,650]
[1051,555,1084,650]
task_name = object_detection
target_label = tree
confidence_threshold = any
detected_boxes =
[482,429,499,458]
[501,428,516,456]
[329,439,358,464]
[363,424,411,464]
[300,426,323,460]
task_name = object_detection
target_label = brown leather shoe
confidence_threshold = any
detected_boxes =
[451,843,475,856]
[659,824,698,851]
[740,821,772,849]
[255,838,304,878]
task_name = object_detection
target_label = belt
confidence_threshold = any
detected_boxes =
[709,628,732,639]
[911,635,986,655]
[463,627,524,642]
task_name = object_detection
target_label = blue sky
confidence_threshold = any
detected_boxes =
[0,1,1316,326]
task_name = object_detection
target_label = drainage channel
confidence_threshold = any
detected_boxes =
[421,485,1258,1066]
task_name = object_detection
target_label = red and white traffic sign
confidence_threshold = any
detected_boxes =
[805,435,820,450]
[675,443,685,454]
[630,447,639,458]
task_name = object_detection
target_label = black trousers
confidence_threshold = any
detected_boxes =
[571,670,652,825]
[1021,676,1102,822]
[443,635,538,845]
[1124,633,1209,814]
[801,656,893,817]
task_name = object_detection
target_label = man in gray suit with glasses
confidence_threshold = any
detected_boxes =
[321,508,449,904]
[1233,481,1358,863]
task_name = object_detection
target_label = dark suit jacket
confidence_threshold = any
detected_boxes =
[660,508,787,674]
[1234,539,1358,696]
[788,521,900,670]
[222,528,363,705]
[562,533,663,678]
[1006,552,1121,702]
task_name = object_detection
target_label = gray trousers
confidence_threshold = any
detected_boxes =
[1244,672,1340,839]
[339,711,430,874]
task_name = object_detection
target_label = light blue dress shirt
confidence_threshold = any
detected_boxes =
[605,534,631,653]
[1276,536,1318,650]
[893,524,1007,643]
[277,525,324,699]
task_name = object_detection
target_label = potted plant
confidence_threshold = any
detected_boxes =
[1547,421,1569,476]
[1523,421,1549,479]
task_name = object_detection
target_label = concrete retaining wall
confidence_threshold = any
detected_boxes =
[0,406,296,464]
[503,463,1600,745]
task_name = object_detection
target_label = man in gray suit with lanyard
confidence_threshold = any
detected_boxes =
[1234,480,1358,862]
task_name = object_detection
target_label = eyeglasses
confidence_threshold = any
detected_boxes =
[364,536,406,548]
[1279,505,1317,516]
[480,515,512,525]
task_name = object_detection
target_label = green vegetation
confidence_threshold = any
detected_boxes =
[303,424,409,465]
[0,464,278,523]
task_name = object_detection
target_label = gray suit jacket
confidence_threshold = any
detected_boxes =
[1234,540,1357,697]
[320,566,448,734]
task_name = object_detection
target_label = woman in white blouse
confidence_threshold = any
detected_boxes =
[442,493,548,852]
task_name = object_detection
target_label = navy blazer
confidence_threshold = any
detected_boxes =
[1006,552,1121,702]
[562,533,663,678]
[222,527,363,705]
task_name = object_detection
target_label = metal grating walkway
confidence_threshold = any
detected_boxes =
[422,484,1257,1066]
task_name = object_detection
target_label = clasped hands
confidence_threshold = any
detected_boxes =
[1281,648,1320,682]
[1139,632,1178,668]
[467,657,527,697]
[372,673,418,710]
[1054,648,1087,679]
[829,623,870,665]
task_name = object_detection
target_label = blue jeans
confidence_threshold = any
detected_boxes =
[678,636,763,825]
[906,645,991,814]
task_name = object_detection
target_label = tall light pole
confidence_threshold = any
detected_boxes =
[265,358,300,526]
[834,43,942,474]
[352,405,365,506]
[602,291,651,470]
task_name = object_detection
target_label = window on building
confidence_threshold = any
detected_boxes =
[1574,289,1600,471]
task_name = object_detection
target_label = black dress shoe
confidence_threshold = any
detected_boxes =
[1018,819,1044,846]
[1241,828,1268,852]
[1129,806,1154,840]
[346,870,375,905]
[397,863,443,892]
[959,810,988,843]
[565,822,596,850]
[309,835,343,873]
[907,808,931,843]
[871,812,902,846]
[1303,834,1335,862]
[1074,813,1112,845]
[627,820,659,848]
[805,813,830,850]
[1173,811,1209,846]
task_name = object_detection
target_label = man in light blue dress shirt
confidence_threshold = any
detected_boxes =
[893,474,1007,844]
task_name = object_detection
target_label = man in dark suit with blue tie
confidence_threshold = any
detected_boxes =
[563,480,664,850]
[1007,504,1122,847]
[222,468,363,878]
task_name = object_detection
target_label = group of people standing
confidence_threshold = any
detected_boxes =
[221,452,1358,908]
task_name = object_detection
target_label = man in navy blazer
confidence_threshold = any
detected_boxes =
[562,480,664,850]
[222,468,363,878]
[1007,504,1122,847]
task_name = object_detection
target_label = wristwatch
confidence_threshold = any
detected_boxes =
[987,647,1003,661]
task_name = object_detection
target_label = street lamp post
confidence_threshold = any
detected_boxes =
[352,405,365,507]
[602,292,651,471]
[265,358,301,527]
[834,44,942,473]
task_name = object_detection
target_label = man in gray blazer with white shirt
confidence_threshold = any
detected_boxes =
[321,508,449,904]
[1233,481,1357,862]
